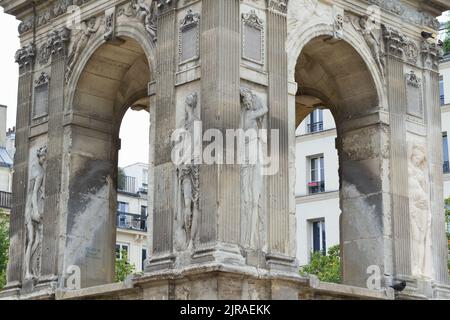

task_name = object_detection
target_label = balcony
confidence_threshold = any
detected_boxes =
[117,212,147,232]
[308,181,325,194]
[444,161,450,174]
[307,121,324,133]
[441,95,445,106]
[118,175,136,194]
[0,191,11,209]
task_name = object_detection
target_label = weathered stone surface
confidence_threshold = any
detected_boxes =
[0,0,449,300]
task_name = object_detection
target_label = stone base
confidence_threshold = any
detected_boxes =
[4,264,448,300]
[49,264,394,300]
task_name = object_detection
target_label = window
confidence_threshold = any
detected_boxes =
[440,75,445,106]
[443,133,449,173]
[115,243,129,260]
[308,156,325,194]
[311,219,326,256]
[141,247,147,271]
[308,109,324,133]
[118,201,129,213]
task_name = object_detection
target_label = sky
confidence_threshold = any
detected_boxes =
[0,8,149,168]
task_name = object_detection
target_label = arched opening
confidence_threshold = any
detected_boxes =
[294,35,386,287]
[116,109,150,277]
[66,36,151,288]
[295,108,341,269]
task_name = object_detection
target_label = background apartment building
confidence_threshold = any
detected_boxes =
[116,163,149,272]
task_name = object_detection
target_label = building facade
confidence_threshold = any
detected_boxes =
[116,163,148,272]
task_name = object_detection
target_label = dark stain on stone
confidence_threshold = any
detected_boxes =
[67,158,112,232]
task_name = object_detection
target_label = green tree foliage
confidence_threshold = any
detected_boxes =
[115,250,135,282]
[118,167,126,191]
[300,245,341,284]
[0,211,9,289]
[444,21,450,55]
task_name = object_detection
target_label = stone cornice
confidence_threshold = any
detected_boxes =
[366,0,449,30]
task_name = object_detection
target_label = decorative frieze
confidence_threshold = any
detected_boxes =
[367,0,440,30]
[18,0,95,35]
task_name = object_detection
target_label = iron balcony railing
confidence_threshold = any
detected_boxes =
[118,175,136,194]
[0,191,11,209]
[117,211,147,232]
[444,161,450,174]
[307,121,324,133]
[308,181,325,194]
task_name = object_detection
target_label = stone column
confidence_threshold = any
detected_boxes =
[422,41,449,287]
[3,43,35,293]
[383,28,412,280]
[338,110,392,288]
[40,28,70,286]
[192,0,243,263]
[265,1,296,271]
[147,1,178,270]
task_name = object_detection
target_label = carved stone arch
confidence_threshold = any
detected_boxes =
[66,22,157,108]
[290,22,393,287]
[287,22,388,109]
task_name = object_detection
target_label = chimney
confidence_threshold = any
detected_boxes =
[0,105,7,148]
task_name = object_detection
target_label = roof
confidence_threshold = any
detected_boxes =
[0,147,13,168]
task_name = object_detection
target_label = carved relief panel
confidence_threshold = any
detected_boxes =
[33,72,50,124]
[242,9,264,65]
[179,9,200,65]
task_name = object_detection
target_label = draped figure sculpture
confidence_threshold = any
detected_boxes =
[24,146,47,281]
[240,88,268,250]
[176,93,200,251]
